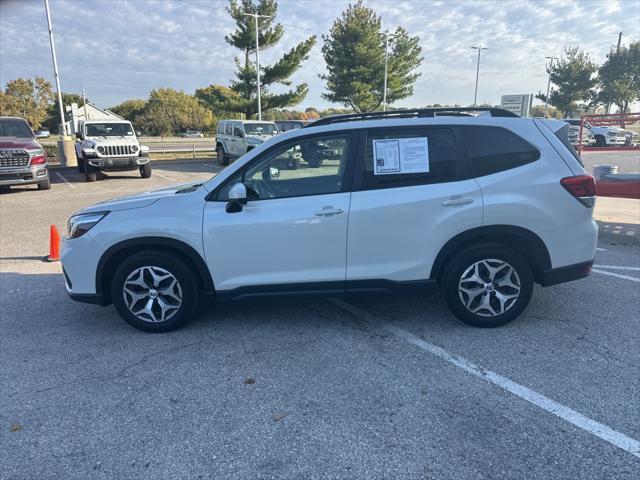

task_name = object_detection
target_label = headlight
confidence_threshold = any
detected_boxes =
[97,146,105,153]
[130,145,139,153]
[67,212,108,239]
[607,131,617,137]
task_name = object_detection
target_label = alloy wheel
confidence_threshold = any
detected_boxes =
[122,266,183,323]
[458,259,521,317]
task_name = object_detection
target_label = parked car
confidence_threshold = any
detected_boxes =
[74,119,151,182]
[62,108,597,332]
[275,120,308,132]
[566,119,627,147]
[215,120,279,166]
[0,116,50,190]
[34,129,50,138]
[181,130,204,138]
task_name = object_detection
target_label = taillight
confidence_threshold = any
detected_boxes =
[30,154,46,165]
[560,175,596,207]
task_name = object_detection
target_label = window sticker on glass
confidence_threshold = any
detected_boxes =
[372,137,429,175]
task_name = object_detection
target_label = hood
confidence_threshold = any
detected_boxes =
[0,136,41,149]
[77,181,204,214]
[85,136,138,145]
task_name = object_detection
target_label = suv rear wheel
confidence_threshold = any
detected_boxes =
[442,243,533,328]
[111,252,200,332]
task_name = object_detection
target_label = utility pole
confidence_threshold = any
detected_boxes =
[242,12,272,121]
[471,46,488,107]
[82,86,88,120]
[382,31,395,112]
[617,31,623,53]
[543,56,558,117]
[44,0,67,136]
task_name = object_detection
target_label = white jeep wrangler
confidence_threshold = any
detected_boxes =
[216,120,279,167]
[75,120,151,182]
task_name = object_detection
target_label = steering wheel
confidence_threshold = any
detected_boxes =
[246,178,276,199]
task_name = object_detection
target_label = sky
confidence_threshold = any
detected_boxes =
[1,0,638,111]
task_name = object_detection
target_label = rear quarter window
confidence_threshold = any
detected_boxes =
[461,126,540,177]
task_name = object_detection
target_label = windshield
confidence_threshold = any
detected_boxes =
[0,118,34,138]
[85,123,134,137]
[244,123,278,135]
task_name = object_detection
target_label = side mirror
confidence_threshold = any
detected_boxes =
[226,182,247,213]
[269,167,280,179]
[76,131,83,140]
[238,131,245,138]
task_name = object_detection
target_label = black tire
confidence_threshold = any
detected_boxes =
[85,167,97,182]
[442,243,533,328]
[217,145,229,166]
[37,177,51,190]
[307,152,323,168]
[77,156,86,173]
[139,163,152,178]
[594,135,606,147]
[111,251,200,333]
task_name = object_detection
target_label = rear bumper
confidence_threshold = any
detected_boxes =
[540,260,593,287]
[0,166,48,186]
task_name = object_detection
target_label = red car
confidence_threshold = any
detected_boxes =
[0,117,50,190]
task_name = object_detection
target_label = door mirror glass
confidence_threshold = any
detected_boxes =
[76,131,83,140]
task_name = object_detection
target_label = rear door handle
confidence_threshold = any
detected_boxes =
[314,206,344,217]
[442,197,474,206]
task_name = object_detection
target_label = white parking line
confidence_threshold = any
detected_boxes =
[592,269,640,283]
[54,172,75,189]
[153,172,176,182]
[593,265,640,271]
[330,298,640,459]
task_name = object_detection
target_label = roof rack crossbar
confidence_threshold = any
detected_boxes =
[305,107,519,127]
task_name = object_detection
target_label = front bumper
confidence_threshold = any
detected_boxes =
[61,232,105,302]
[87,155,149,170]
[0,165,48,186]
[605,136,627,145]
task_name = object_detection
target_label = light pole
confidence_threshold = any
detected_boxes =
[242,12,272,121]
[543,56,558,117]
[44,0,67,135]
[382,31,396,112]
[471,46,488,107]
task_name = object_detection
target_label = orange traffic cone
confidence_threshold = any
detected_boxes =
[47,224,60,262]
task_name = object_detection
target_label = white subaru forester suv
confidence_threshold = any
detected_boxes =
[61,108,597,332]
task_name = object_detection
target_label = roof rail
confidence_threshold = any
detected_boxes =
[305,107,519,127]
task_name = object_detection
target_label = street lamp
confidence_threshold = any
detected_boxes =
[242,12,272,121]
[471,45,488,107]
[382,30,396,112]
[544,56,558,117]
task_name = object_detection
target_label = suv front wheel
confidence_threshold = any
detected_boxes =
[111,251,200,332]
[442,243,533,328]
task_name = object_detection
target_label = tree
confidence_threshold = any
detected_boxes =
[199,0,316,119]
[140,89,215,135]
[109,99,147,130]
[0,77,53,129]
[42,92,86,133]
[535,47,597,117]
[593,41,640,114]
[320,1,422,112]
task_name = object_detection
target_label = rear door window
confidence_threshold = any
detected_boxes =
[357,127,459,190]
[461,126,540,177]
[225,123,233,136]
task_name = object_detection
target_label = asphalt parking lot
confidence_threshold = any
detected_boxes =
[1,160,639,479]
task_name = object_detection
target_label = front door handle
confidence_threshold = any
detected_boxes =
[442,196,474,206]
[314,206,344,217]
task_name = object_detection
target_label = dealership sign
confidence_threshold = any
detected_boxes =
[500,94,533,117]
